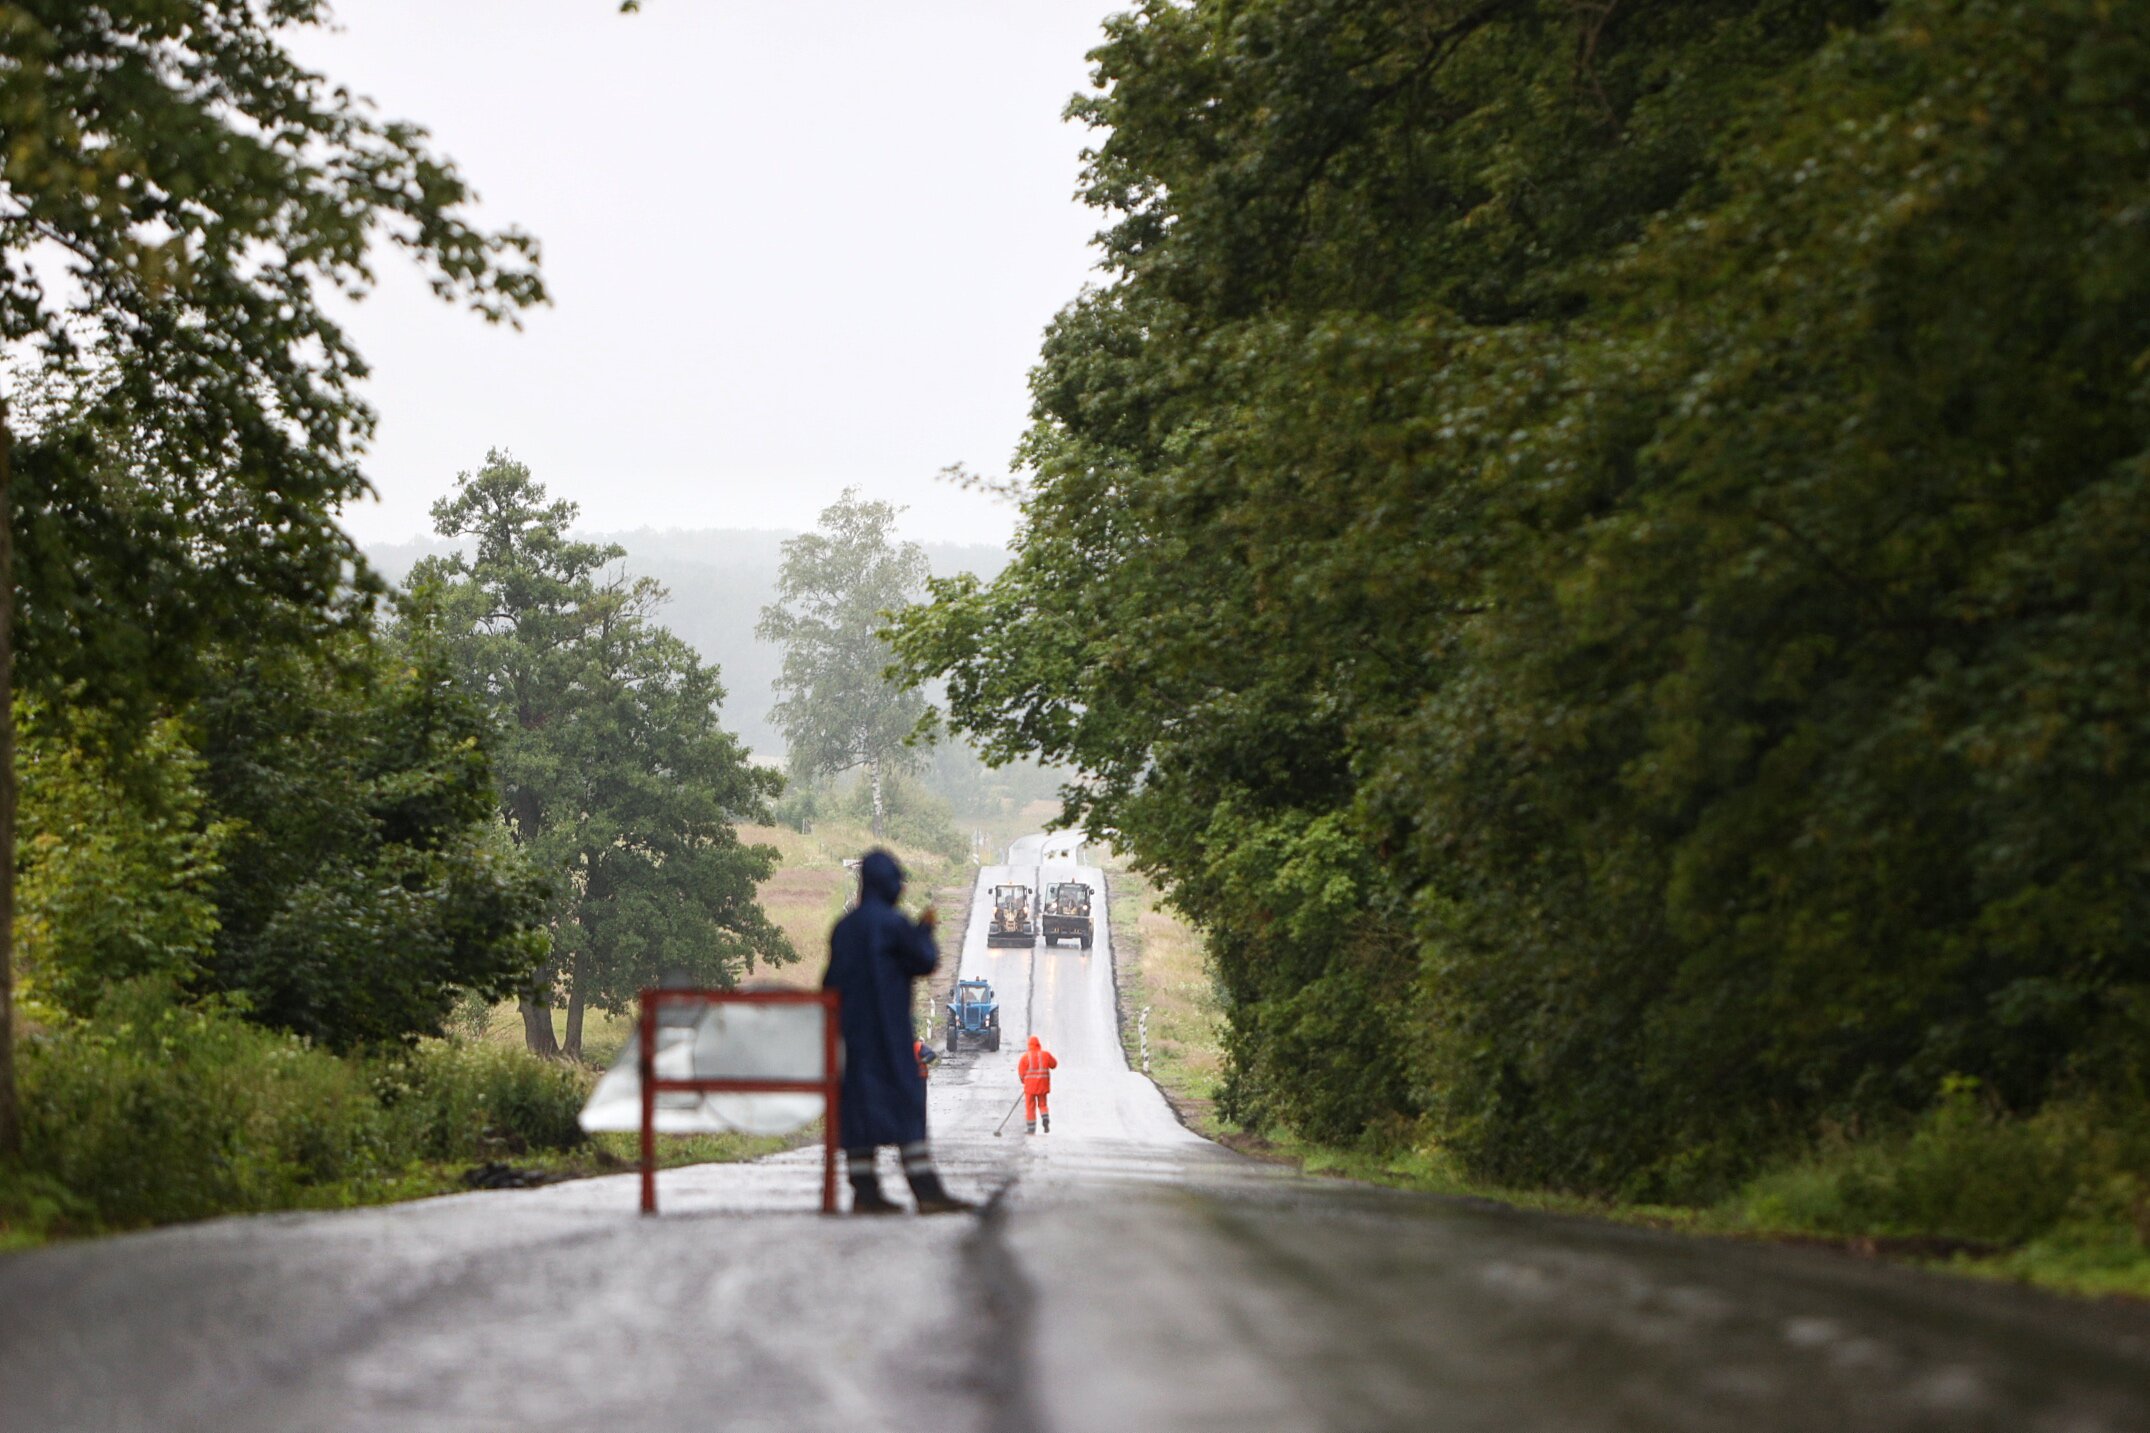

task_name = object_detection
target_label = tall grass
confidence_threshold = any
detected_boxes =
[377,1038,589,1160]
[2,980,592,1238]
[1726,1084,2150,1250]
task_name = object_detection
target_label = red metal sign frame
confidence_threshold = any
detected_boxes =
[636,987,842,1215]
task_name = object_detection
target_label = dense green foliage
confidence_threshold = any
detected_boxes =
[759,490,932,835]
[0,1,671,1236]
[6,981,587,1234]
[0,0,541,1145]
[19,984,389,1229]
[1731,1085,2150,1252]
[14,635,549,1050]
[193,626,551,1050]
[415,454,791,1057]
[0,0,539,726]
[895,0,2150,1198]
[15,706,227,1014]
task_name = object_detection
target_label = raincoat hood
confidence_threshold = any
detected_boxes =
[1027,1035,1041,1051]
[859,850,904,905]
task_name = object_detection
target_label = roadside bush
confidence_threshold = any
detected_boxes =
[0,1167,91,1249]
[1223,958,1417,1147]
[15,705,227,1016]
[16,981,392,1228]
[378,1039,591,1161]
[832,771,967,862]
[1730,1086,2150,1247]
[8,982,595,1236]
[770,778,823,833]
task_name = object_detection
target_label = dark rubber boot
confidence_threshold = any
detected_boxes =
[1042,1113,1050,1133]
[906,1169,978,1216]
[851,1180,904,1215]
[848,1149,902,1215]
[1025,1119,1036,1135]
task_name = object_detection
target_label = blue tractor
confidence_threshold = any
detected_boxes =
[946,977,1001,1053]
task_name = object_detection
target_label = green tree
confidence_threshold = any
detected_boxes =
[757,490,930,836]
[191,622,551,1051]
[14,704,227,1018]
[417,453,792,1058]
[0,0,541,1145]
[898,0,2150,1196]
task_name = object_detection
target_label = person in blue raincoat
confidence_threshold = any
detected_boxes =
[822,850,975,1215]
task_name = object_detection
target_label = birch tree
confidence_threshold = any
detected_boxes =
[758,491,928,836]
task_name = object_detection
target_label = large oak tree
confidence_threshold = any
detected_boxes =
[415,454,793,1059]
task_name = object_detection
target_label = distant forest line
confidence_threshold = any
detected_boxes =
[370,527,1013,760]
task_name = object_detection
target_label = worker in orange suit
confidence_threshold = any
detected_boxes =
[913,1037,941,1136]
[1018,1034,1058,1134]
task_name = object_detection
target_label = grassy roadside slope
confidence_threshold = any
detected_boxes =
[1103,857,2150,1303]
[1,818,969,1252]
[1103,856,1226,1135]
[0,998,799,1254]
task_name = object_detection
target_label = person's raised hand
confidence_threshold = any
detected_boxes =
[917,905,939,931]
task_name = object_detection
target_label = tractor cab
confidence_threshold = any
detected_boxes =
[946,977,1001,1052]
[1041,879,1097,950]
[1045,882,1091,917]
[986,883,1037,946]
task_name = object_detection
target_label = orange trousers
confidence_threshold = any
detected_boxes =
[1024,1090,1050,1121]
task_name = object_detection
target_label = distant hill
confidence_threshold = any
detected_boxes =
[368,528,1011,758]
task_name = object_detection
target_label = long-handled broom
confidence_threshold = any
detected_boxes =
[991,1092,1025,1136]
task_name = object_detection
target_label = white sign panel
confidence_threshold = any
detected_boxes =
[579,999,830,1137]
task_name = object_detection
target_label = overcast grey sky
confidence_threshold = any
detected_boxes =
[296,1,1124,549]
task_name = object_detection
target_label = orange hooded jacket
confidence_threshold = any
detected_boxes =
[1018,1036,1057,1094]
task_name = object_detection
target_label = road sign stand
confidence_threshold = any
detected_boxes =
[634,988,842,1216]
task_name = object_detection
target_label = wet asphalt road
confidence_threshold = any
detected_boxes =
[2,833,2146,1432]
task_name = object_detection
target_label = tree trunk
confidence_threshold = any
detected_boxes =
[563,961,586,1062]
[0,402,17,1154]
[870,755,884,839]
[519,989,560,1058]
[505,792,561,1057]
